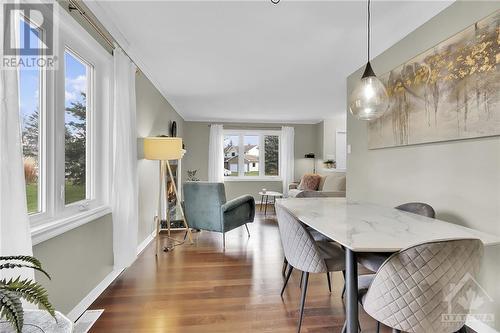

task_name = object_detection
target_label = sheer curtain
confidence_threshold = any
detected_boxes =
[208,124,224,183]
[111,47,139,269]
[0,10,34,281]
[280,126,295,197]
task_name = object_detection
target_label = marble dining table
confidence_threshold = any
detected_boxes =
[276,197,500,333]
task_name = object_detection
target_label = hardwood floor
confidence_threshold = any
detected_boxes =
[88,209,389,332]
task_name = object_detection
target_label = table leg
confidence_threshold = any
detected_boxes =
[260,195,264,211]
[345,248,359,333]
[264,195,269,216]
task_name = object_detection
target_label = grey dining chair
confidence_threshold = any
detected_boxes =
[357,202,435,272]
[276,204,345,333]
[344,238,483,333]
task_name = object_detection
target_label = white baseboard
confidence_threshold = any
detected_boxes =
[67,269,123,322]
[467,318,499,333]
[137,231,156,255]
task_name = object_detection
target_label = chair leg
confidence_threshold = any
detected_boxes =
[455,326,467,333]
[297,271,309,333]
[222,233,225,250]
[376,321,380,333]
[326,272,332,293]
[341,320,346,333]
[244,223,250,237]
[280,265,293,297]
[392,329,401,333]
[282,258,288,276]
[299,271,303,289]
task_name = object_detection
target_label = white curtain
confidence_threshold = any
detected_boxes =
[280,126,295,197]
[0,9,34,281]
[111,47,138,269]
[208,124,224,183]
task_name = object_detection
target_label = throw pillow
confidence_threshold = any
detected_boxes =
[298,174,322,191]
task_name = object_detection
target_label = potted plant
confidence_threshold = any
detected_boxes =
[0,256,54,333]
[323,159,336,169]
[186,170,200,181]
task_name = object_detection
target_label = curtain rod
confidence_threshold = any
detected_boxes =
[67,0,141,74]
[208,124,282,130]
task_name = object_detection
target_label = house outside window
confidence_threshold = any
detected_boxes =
[223,130,280,180]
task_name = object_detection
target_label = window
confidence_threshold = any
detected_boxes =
[17,8,112,233]
[64,50,91,205]
[223,130,280,179]
[19,17,43,214]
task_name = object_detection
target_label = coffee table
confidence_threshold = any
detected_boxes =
[258,191,283,216]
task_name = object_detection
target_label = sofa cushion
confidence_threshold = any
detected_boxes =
[298,174,322,191]
[321,173,346,192]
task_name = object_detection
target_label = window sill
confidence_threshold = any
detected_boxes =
[31,206,112,245]
[224,177,282,182]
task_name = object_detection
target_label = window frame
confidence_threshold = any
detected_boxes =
[25,5,113,242]
[223,129,281,181]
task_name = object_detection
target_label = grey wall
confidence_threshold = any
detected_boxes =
[136,72,186,245]
[183,121,320,199]
[33,214,113,314]
[346,1,500,330]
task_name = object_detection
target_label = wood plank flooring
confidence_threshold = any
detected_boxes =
[88,208,402,332]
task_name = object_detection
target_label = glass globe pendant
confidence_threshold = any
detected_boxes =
[349,62,388,120]
[349,0,389,121]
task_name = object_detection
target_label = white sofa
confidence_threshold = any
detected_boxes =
[288,172,346,198]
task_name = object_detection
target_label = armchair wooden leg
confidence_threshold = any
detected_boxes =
[326,272,332,293]
[244,223,250,237]
[222,232,226,250]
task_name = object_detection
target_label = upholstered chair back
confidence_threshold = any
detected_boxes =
[275,204,327,273]
[395,202,436,218]
[364,238,483,333]
[183,182,227,232]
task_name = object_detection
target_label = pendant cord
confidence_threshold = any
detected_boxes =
[367,0,371,62]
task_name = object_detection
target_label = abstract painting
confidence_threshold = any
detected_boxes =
[368,10,500,149]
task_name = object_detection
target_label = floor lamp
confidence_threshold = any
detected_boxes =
[144,137,193,256]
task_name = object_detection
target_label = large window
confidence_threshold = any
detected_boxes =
[19,17,43,214]
[17,8,112,231]
[223,130,280,179]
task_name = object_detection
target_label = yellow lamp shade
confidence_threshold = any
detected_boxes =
[143,137,183,160]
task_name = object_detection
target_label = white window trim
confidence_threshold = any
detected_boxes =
[28,5,113,241]
[223,129,281,181]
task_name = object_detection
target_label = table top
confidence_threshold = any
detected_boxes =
[259,191,282,197]
[276,197,500,252]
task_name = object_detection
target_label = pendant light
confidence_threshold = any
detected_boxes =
[349,0,389,121]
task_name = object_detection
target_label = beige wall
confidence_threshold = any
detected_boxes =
[346,1,500,330]
[183,122,320,199]
[33,214,113,314]
[136,72,186,245]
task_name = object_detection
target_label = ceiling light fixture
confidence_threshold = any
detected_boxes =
[349,0,389,121]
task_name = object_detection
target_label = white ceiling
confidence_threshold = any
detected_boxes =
[86,0,453,123]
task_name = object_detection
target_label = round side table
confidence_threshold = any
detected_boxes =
[258,191,283,216]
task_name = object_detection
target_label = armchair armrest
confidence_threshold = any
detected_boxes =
[222,195,255,212]
[221,195,255,233]
[288,182,299,190]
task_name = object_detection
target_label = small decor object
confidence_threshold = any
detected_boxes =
[262,188,267,194]
[170,121,177,137]
[368,10,500,149]
[349,0,389,121]
[186,170,200,181]
[323,159,336,169]
[0,256,55,333]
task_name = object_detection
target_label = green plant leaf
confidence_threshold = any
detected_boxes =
[3,278,55,318]
[0,289,24,333]
[0,256,42,268]
[0,263,51,280]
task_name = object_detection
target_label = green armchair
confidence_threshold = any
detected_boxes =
[183,182,255,249]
